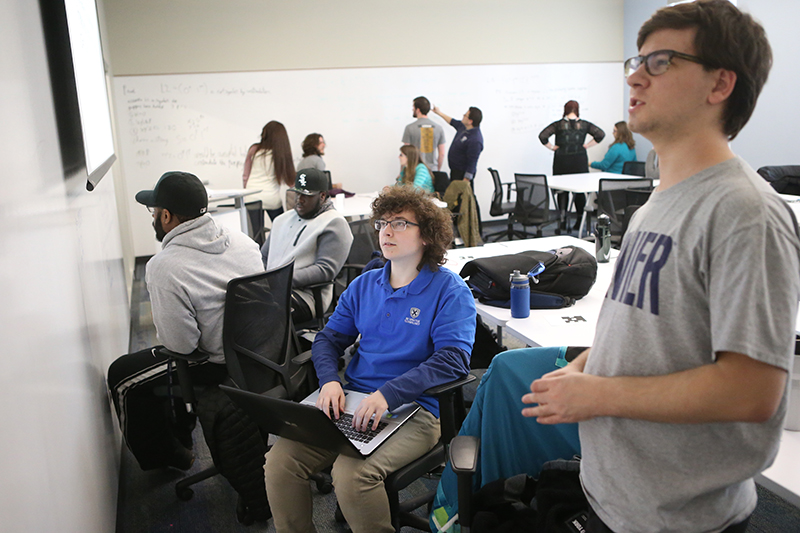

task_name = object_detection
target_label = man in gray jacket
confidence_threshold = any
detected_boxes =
[108,171,263,470]
[262,168,353,324]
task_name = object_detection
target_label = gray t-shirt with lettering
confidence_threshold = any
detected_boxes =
[402,117,445,169]
[581,157,800,533]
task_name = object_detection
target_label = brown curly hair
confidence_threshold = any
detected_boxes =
[371,186,452,271]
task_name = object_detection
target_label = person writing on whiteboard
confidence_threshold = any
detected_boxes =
[402,96,446,171]
[589,121,637,174]
[108,171,263,471]
[523,2,799,532]
[538,100,605,230]
[242,120,296,221]
[264,186,475,533]
[297,133,326,172]
[396,144,434,193]
[432,105,484,184]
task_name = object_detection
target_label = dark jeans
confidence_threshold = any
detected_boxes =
[266,206,284,221]
[108,347,227,470]
[557,191,586,227]
[587,506,751,533]
[291,290,313,325]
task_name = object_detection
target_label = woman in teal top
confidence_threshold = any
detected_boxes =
[396,144,434,193]
[590,121,637,174]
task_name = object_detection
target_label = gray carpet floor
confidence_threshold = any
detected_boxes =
[116,226,800,531]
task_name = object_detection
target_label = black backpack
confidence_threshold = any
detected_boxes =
[459,246,598,309]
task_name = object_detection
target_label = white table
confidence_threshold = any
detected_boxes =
[444,235,615,346]
[207,188,260,233]
[334,192,448,219]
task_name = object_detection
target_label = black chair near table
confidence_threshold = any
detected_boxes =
[757,165,800,195]
[596,178,655,245]
[511,173,562,239]
[622,160,646,177]
[483,168,525,242]
[433,170,451,199]
[157,262,330,524]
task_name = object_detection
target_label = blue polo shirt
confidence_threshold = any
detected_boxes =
[447,119,484,178]
[312,263,475,416]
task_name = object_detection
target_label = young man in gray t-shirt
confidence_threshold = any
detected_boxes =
[522,2,800,532]
[402,96,446,171]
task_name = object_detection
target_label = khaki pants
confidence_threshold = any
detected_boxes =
[264,409,440,533]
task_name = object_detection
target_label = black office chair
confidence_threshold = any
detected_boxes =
[323,170,333,191]
[483,168,523,242]
[511,173,561,238]
[596,178,654,245]
[433,170,451,199]
[159,262,330,523]
[757,165,800,195]
[245,200,267,246]
[621,160,646,177]
[333,218,381,303]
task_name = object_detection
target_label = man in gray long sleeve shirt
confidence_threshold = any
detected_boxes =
[261,168,354,323]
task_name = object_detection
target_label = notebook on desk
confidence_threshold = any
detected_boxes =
[220,385,420,458]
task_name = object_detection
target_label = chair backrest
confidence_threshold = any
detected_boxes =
[323,170,333,191]
[622,161,646,177]
[432,171,450,197]
[757,165,800,195]
[245,200,266,246]
[488,168,506,216]
[513,173,555,225]
[597,178,654,236]
[333,218,381,301]
[223,261,311,400]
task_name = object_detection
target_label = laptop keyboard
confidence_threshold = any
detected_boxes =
[332,413,387,444]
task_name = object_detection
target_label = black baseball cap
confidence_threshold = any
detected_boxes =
[135,171,208,217]
[289,168,329,196]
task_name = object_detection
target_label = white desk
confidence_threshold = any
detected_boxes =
[207,188,260,233]
[444,235,615,346]
[335,193,378,219]
[756,429,800,508]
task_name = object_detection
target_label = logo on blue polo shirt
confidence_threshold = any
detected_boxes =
[405,307,421,326]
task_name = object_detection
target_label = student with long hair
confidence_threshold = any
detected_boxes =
[297,133,326,171]
[396,144,434,193]
[590,121,637,174]
[242,121,296,220]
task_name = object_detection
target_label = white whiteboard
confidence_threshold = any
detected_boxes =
[113,63,624,256]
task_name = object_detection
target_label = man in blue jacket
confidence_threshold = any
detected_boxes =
[433,104,484,184]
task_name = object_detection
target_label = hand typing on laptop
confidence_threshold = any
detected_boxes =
[317,381,388,431]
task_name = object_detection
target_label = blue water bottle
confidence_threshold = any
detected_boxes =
[510,269,530,318]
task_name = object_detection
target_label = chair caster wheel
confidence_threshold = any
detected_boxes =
[176,487,194,501]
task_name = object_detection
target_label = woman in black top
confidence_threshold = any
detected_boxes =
[539,100,605,229]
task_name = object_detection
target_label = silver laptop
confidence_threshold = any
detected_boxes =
[220,385,420,457]
[300,389,420,456]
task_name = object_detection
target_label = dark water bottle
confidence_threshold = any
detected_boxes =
[509,269,530,318]
[595,214,611,263]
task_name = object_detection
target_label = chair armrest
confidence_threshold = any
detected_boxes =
[154,346,210,363]
[423,373,477,397]
[449,435,480,531]
[503,182,516,201]
[449,435,479,474]
[292,349,314,366]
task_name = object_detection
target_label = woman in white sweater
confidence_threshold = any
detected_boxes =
[242,121,296,220]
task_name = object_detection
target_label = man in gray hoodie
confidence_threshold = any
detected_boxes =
[262,168,353,324]
[108,171,263,471]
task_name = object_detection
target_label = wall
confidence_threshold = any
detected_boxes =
[103,0,624,76]
[0,1,130,531]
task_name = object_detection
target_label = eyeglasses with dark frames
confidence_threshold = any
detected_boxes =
[624,49,708,78]
[374,219,420,232]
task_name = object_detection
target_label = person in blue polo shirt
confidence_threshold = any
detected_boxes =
[432,104,484,184]
[264,186,476,533]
